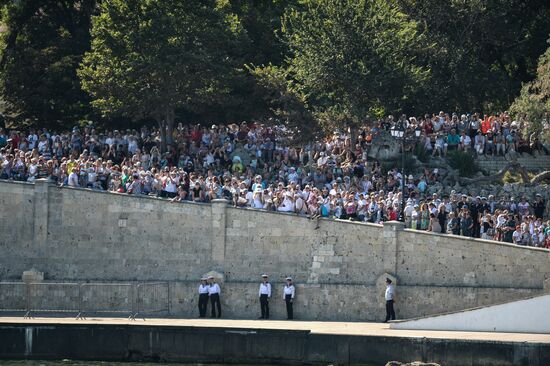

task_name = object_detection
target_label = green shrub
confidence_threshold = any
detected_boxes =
[414,143,430,163]
[502,171,536,184]
[447,150,479,177]
[502,171,522,184]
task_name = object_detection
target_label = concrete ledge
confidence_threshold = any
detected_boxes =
[402,228,550,253]
[390,295,550,334]
[0,319,548,365]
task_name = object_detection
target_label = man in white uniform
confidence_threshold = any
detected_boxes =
[384,278,396,322]
[283,277,295,320]
[198,277,209,318]
[208,276,221,318]
[258,274,271,319]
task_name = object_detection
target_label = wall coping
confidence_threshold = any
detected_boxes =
[0,179,34,187]
[403,228,550,253]
[226,205,384,229]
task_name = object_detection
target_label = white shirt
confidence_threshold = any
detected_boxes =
[385,284,395,301]
[259,282,271,297]
[68,172,79,187]
[198,284,209,294]
[208,283,220,295]
[283,285,295,299]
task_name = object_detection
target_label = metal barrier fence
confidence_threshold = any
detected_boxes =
[133,282,170,320]
[78,283,134,319]
[28,282,80,316]
[0,282,29,315]
[0,281,170,320]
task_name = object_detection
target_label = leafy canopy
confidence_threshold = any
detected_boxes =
[79,0,247,126]
[510,42,550,138]
[0,0,96,127]
[281,0,431,125]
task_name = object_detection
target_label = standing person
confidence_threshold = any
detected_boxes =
[283,277,295,320]
[258,274,271,319]
[198,277,209,318]
[208,276,221,318]
[383,278,396,323]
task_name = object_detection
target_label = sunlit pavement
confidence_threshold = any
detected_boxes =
[1,316,548,343]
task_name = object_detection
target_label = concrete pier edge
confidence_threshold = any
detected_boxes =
[0,318,549,366]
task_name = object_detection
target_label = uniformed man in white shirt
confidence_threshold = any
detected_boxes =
[208,276,221,318]
[283,277,295,320]
[384,278,396,322]
[258,274,271,319]
[198,277,209,318]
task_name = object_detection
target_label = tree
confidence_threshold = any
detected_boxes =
[0,0,97,128]
[79,0,247,150]
[510,42,550,138]
[280,0,432,126]
[396,0,550,112]
[248,63,320,142]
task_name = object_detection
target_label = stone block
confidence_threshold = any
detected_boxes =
[22,269,44,283]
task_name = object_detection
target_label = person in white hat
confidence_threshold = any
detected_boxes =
[198,277,210,318]
[258,274,271,319]
[208,276,221,318]
[283,277,295,320]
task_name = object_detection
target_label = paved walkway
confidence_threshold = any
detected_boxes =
[1,317,549,343]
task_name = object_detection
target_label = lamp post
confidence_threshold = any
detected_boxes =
[390,122,422,222]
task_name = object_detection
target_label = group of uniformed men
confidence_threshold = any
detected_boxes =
[198,275,396,322]
[198,274,295,320]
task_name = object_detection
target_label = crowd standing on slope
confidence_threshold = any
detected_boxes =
[1,111,549,248]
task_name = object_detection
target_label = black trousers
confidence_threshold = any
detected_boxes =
[210,293,221,318]
[385,300,396,321]
[285,295,293,319]
[260,294,269,319]
[198,293,208,317]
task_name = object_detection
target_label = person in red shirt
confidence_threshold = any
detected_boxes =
[388,206,398,221]
[481,115,492,135]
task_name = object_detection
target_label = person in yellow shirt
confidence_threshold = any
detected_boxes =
[231,156,244,174]
[66,159,76,174]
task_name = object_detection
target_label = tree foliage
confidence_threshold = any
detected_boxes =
[396,0,550,112]
[248,63,320,142]
[0,0,96,127]
[79,0,248,149]
[0,0,549,135]
[280,0,431,125]
[510,42,550,137]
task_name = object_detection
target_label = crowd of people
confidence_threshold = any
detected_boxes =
[0,111,549,248]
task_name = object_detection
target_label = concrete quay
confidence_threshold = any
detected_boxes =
[0,317,549,366]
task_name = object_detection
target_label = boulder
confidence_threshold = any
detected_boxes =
[368,131,401,161]
[203,270,224,283]
[22,269,44,283]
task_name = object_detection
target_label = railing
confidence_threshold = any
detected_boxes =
[133,282,170,320]
[0,281,170,320]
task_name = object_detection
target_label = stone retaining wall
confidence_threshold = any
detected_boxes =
[0,180,549,321]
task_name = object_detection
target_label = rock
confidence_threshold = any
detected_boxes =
[22,269,44,283]
[368,130,401,161]
[203,270,224,283]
